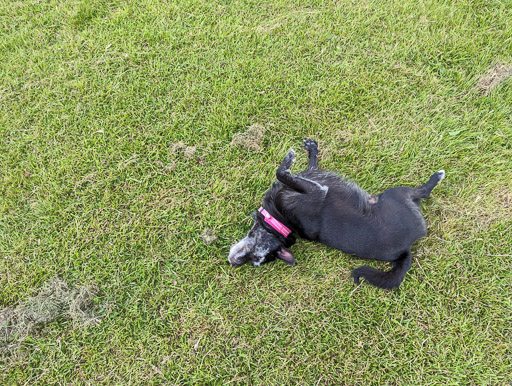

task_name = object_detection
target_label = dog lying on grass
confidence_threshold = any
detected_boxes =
[228,139,444,289]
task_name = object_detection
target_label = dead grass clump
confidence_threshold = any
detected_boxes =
[183,146,197,158]
[172,142,197,159]
[117,153,138,169]
[1,277,103,356]
[476,64,512,95]
[230,123,266,151]
[201,229,217,245]
[171,141,186,154]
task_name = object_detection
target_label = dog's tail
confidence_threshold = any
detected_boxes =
[351,250,412,290]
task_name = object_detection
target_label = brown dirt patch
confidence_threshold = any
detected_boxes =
[476,64,512,96]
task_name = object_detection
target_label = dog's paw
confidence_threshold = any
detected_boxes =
[279,149,296,171]
[436,170,445,182]
[284,149,296,163]
[351,270,361,285]
[302,138,318,152]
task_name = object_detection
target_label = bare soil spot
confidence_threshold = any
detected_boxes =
[231,123,266,151]
[476,64,512,95]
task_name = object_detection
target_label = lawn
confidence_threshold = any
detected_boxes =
[1,0,511,383]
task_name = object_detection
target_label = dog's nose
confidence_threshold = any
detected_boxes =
[231,262,242,268]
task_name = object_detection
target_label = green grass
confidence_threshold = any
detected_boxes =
[1,0,511,383]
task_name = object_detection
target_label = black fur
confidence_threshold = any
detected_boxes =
[228,139,444,289]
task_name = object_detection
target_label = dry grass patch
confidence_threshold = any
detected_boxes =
[255,8,321,34]
[1,277,104,359]
[171,141,197,159]
[441,184,512,233]
[201,229,218,245]
[231,123,266,151]
[476,64,512,95]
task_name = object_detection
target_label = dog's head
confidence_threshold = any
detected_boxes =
[228,220,295,268]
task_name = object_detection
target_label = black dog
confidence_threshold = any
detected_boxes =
[228,139,445,289]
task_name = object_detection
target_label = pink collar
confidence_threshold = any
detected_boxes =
[258,207,292,238]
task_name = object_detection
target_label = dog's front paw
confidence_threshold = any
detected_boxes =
[302,138,318,153]
[279,149,296,170]
[285,148,296,162]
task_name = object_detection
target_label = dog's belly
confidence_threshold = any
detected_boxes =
[317,224,390,259]
[278,175,427,262]
[320,232,408,260]
[317,212,421,261]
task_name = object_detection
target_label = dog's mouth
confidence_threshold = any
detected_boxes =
[229,253,254,267]
[229,253,259,268]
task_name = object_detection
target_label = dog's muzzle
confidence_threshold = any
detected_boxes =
[228,238,251,267]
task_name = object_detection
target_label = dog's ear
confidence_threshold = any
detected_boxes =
[277,247,295,265]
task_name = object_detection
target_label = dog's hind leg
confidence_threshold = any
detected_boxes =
[352,250,412,289]
[276,149,328,194]
[302,138,319,170]
[412,170,445,200]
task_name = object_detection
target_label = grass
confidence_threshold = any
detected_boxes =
[1,0,511,383]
